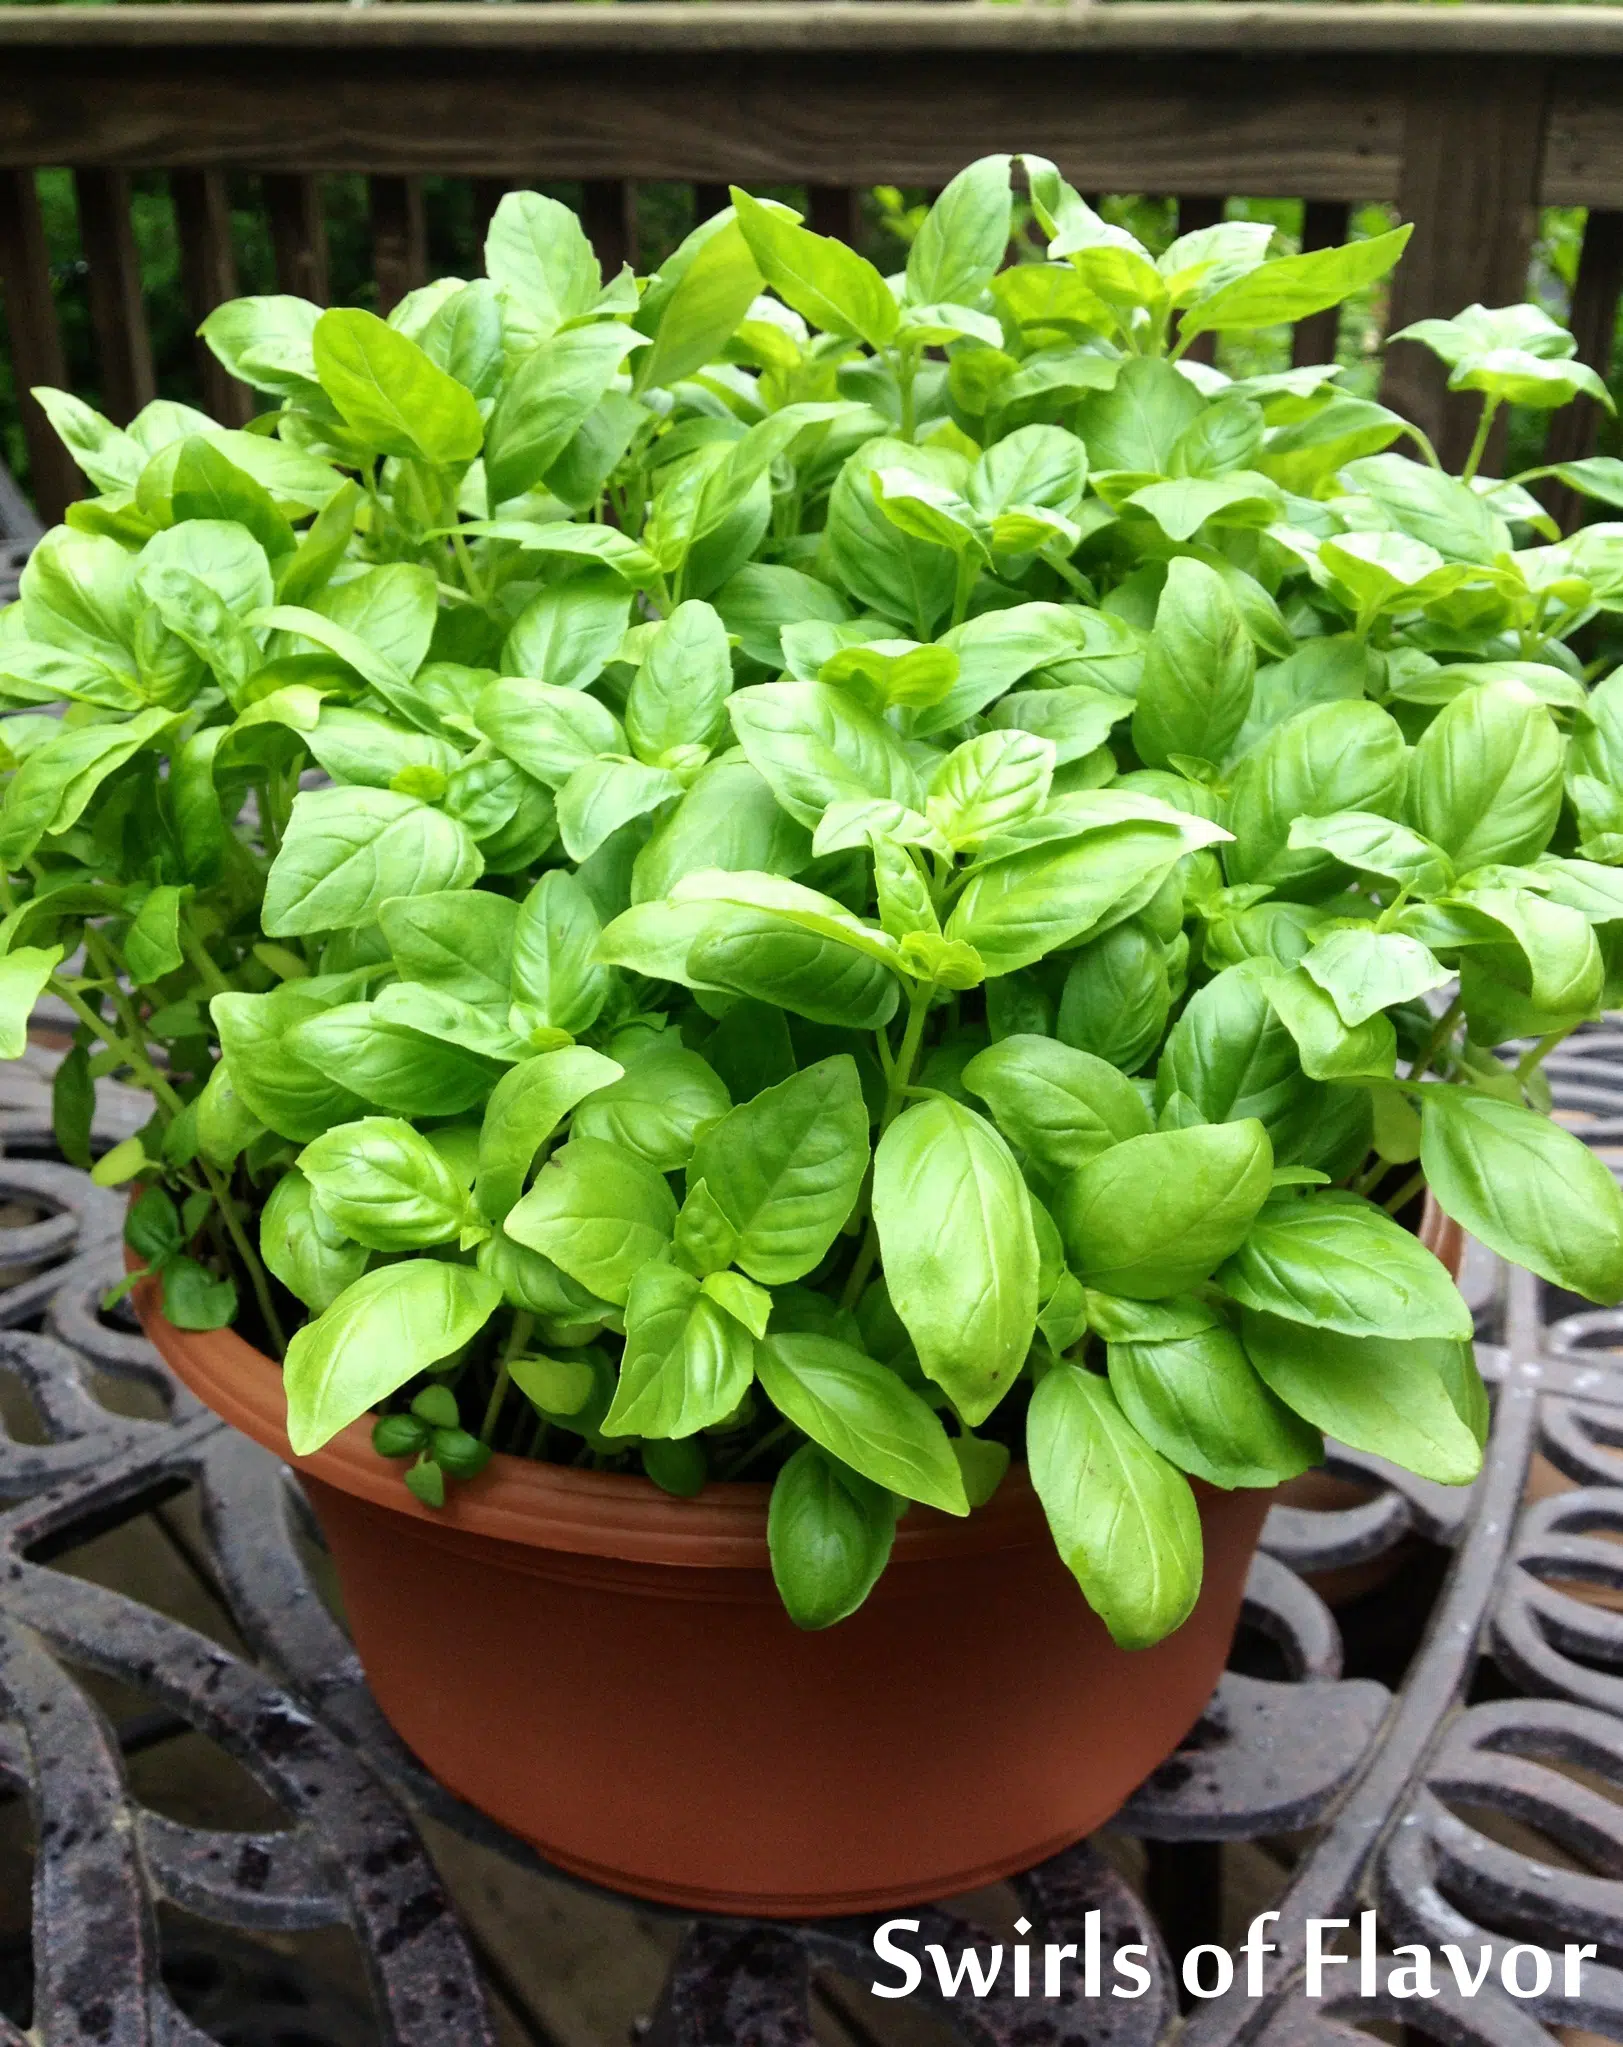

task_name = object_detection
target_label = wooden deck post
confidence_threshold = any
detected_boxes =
[1382,59,1552,472]
[0,167,79,526]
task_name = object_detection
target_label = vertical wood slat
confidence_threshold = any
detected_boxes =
[1382,59,1551,472]
[74,170,156,426]
[693,184,731,226]
[263,174,330,306]
[0,168,81,523]
[581,180,636,277]
[1540,207,1623,528]
[1292,200,1352,369]
[170,169,254,427]
[808,187,861,246]
[1175,196,1225,364]
[369,175,428,315]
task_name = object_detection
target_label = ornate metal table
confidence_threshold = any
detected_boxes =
[2,1030,1621,2047]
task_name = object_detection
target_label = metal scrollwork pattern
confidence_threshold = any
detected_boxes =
[0,1038,1622,2043]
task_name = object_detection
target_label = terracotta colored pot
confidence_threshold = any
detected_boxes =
[140,1289,1274,1916]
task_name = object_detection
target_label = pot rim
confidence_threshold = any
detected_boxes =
[135,1192,1460,1572]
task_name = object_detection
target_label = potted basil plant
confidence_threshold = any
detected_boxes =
[4,151,1622,1914]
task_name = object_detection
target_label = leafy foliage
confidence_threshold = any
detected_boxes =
[8,156,1623,1643]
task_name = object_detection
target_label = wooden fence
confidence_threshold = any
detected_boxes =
[6,2,1623,523]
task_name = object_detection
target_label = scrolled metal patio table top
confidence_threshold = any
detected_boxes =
[0,1031,1621,2046]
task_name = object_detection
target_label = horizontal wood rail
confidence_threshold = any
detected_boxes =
[2,3,1623,521]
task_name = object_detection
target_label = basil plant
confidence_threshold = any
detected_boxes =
[6,152,1623,1646]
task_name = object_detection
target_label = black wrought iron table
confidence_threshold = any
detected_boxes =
[3,1030,1623,2047]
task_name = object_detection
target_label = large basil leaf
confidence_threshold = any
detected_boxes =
[474,1046,625,1222]
[1056,1119,1273,1298]
[379,890,517,1011]
[732,189,897,348]
[728,680,921,828]
[210,979,371,1142]
[259,1170,369,1314]
[311,308,483,466]
[687,1056,869,1283]
[767,1444,898,1631]
[1420,1087,1623,1304]
[510,869,610,1038]
[872,1097,1039,1423]
[626,599,732,764]
[473,676,624,787]
[601,1262,755,1438]
[297,1116,473,1250]
[1108,1323,1322,1488]
[283,1261,501,1456]
[1225,701,1408,898]
[263,788,481,936]
[945,820,1199,977]
[574,1044,731,1171]
[906,154,1012,307]
[483,322,645,505]
[1404,681,1563,871]
[1056,922,1171,1076]
[962,1033,1152,1172]
[826,438,961,634]
[632,760,813,903]
[287,1001,503,1118]
[501,572,632,691]
[1219,1192,1471,1339]
[503,1137,677,1305]
[1027,1362,1202,1648]
[686,910,902,1031]
[0,707,172,867]
[1131,557,1254,770]
[755,1333,968,1513]
[1241,1312,1483,1485]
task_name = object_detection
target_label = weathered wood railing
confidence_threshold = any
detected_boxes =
[5,2,1623,523]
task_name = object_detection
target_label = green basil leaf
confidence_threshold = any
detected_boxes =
[1225,700,1409,898]
[379,890,517,1012]
[484,190,601,341]
[1302,928,1452,1028]
[473,676,625,788]
[873,1097,1039,1424]
[312,307,483,466]
[732,188,898,348]
[1056,1119,1273,1298]
[687,910,902,1031]
[906,154,1012,308]
[474,1045,624,1223]
[688,1056,869,1284]
[0,944,62,1059]
[573,1044,731,1171]
[1056,922,1172,1076]
[484,322,645,505]
[1404,680,1563,872]
[1027,1361,1202,1649]
[1219,1191,1470,1338]
[632,760,813,904]
[1420,1087,1623,1304]
[1108,1323,1322,1488]
[209,979,372,1142]
[288,1001,503,1118]
[826,438,962,635]
[501,571,634,693]
[260,1169,370,1313]
[0,708,172,868]
[767,1443,898,1630]
[1179,225,1410,340]
[284,1260,501,1456]
[556,758,682,865]
[728,680,922,829]
[263,788,481,937]
[755,1333,968,1513]
[626,599,733,764]
[510,869,610,1039]
[962,1033,1152,1172]
[504,1136,677,1305]
[298,1116,473,1250]
[1264,967,1397,1083]
[1241,1311,1482,1486]
[602,1262,755,1438]
[1131,556,1255,770]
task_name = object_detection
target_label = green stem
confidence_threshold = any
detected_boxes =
[202,1158,287,1356]
[1516,1026,1574,1085]
[1381,1167,1427,1217]
[897,351,918,444]
[450,526,487,605]
[1461,396,1502,484]
[480,1311,534,1446]
[719,1417,796,1480]
[1407,995,1464,1083]
[949,551,978,631]
[181,919,232,999]
[839,979,936,1311]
